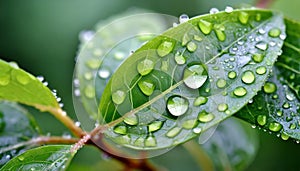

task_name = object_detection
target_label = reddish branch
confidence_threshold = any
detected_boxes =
[256,0,276,8]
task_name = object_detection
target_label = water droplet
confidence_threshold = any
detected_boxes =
[187,41,197,52]
[157,40,175,57]
[75,121,81,127]
[74,89,80,96]
[98,69,110,79]
[114,51,126,60]
[283,102,290,109]
[145,136,157,147]
[256,66,267,75]
[258,28,266,34]
[263,82,276,94]
[18,156,24,161]
[269,122,282,132]
[167,95,189,116]
[84,85,95,98]
[179,14,189,23]
[112,90,126,105]
[193,35,202,41]
[193,96,208,106]
[276,110,283,116]
[84,72,93,80]
[233,86,247,97]
[15,72,31,85]
[183,63,208,89]
[138,79,155,96]
[198,19,213,35]
[181,33,190,46]
[225,6,233,13]
[256,13,261,21]
[124,114,138,126]
[289,73,295,80]
[86,59,101,69]
[290,123,296,130]
[217,103,228,112]
[0,75,10,86]
[228,71,237,79]
[238,12,249,24]
[37,76,44,82]
[137,59,155,76]
[93,48,103,57]
[182,119,197,129]
[214,29,226,41]
[198,111,214,123]
[166,127,181,138]
[9,62,19,69]
[281,132,289,140]
[148,121,163,132]
[279,34,286,40]
[209,8,219,14]
[257,115,267,126]
[255,41,268,51]
[5,155,10,160]
[272,94,278,99]
[175,53,186,65]
[113,125,127,135]
[268,28,281,38]
[242,70,255,84]
[216,78,227,88]
[193,127,202,134]
[134,137,144,147]
[252,53,264,63]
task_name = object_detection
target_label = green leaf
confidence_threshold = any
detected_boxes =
[99,9,285,151]
[235,19,300,141]
[202,118,259,171]
[0,101,41,167]
[0,145,74,171]
[74,9,176,130]
[0,59,60,110]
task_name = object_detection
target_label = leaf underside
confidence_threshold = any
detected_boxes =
[98,9,285,151]
[235,19,300,141]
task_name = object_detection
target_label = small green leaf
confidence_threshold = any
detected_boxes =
[0,145,74,171]
[99,9,285,151]
[235,18,300,141]
[0,101,41,167]
[0,59,60,110]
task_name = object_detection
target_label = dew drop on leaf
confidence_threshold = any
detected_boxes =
[137,59,155,76]
[167,95,189,116]
[256,66,267,75]
[148,121,163,132]
[187,41,198,52]
[138,79,155,96]
[193,96,208,106]
[257,115,267,126]
[263,82,276,94]
[183,63,208,89]
[0,75,10,86]
[214,29,226,41]
[98,68,111,79]
[198,19,213,35]
[174,53,186,65]
[281,133,289,140]
[193,127,202,134]
[233,86,247,97]
[198,111,214,123]
[252,53,264,63]
[145,136,157,147]
[228,71,237,79]
[216,78,227,88]
[255,41,269,51]
[84,85,95,98]
[268,122,282,132]
[124,114,138,126]
[268,28,281,38]
[112,90,126,105]
[241,70,255,84]
[225,6,233,13]
[238,11,249,24]
[179,14,189,23]
[166,127,181,138]
[282,102,290,109]
[182,119,197,129]
[113,125,127,135]
[157,41,174,57]
[217,103,228,112]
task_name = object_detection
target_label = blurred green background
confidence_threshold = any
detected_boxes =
[0,0,300,170]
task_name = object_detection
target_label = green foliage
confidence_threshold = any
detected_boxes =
[0,101,41,167]
[0,145,74,171]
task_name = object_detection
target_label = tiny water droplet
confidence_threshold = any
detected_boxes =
[193,127,202,134]
[182,119,197,129]
[93,48,103,57]
[269,122,282,132]
[238,12,249,24]
[167,95,189,116]
[114,51,126,60]
[242,70,255,84]
[113,125,127,135]
[225,6,233,13]
[86,59,101,69]
[217,103,228,112]
[37,76,44,82]
[252,53,264,63]
[84,72,93,80]
[256,13,261,21]
[166,127,181,138]
[256,66,267,75]
[84,85,95,98]
[198,111,214,123]
[279,34,286,40]
[138,79,155,96]
[75,121,81,127]
[209,8,219,14]
[193,96,208,106]
[258,28,266,34]
[112,90,126,105]
[290,123,296,130]
[175,52,186,65]
[74,89,80,96]
[257,115,267,126]
[283,102,290,109]
[216,78,227,88]
[193,35,202,41]
[157,40,175,57]
[183,63,208,89]
[263,82,276,94]
[179,14,189,23]
[268,28,281,38]
[18,156,24,161]
[198,19,213,35]
[228,71,237,79]
[137,59,155,76]
[98,68,110,79]
[187,41,197,52]
[148,121,163,132]
[276,110,283,116]
[233,86,247,97]
[0,75,10,86]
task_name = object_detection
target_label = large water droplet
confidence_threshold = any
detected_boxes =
[242,70,255,84]
[193,96,208,106]
[137,59,155,76]
[233,86,247,97]
[113,125,127,135]
[217,103,228,112]
[138,79,155,96]
[198,111,214,123]
[257,115,267,126]
[112,90,126,105]
[167,95,189,116]
[238,12,249,24]
[84,85,95,98]
[145,136,157,147]
[269,122,282,132]
[157,40,175,57]
[98,68,111,79]
[268,28,281,38]
[225,6,234,13]
[183,63,208,89]
[187,41,197,52]
[148,121,163,132]
[256,66,267,75]
[124,114,138,126]
[255,41,268,51]
[281,132,289,140]
[166,127,181,138]
[0,75,10,86]
[252,53,264,63]
[216,78,227,88]
[198,19,213,35]
[263,82,276,94]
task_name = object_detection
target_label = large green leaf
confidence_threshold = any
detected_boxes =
[0,145,75,171]
[0,59,60,110]
[0,101,41,167]
[235,19,300,141]
[98,9,285,151]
